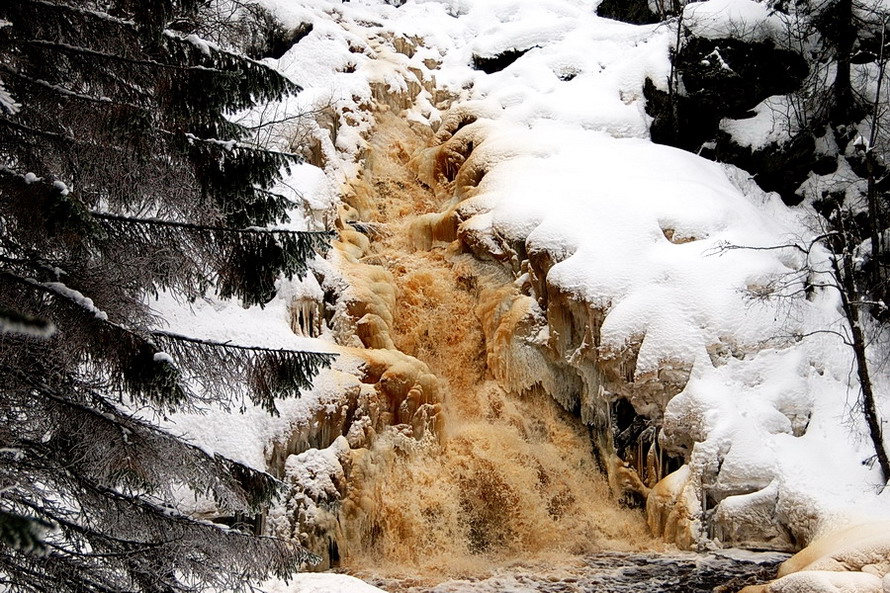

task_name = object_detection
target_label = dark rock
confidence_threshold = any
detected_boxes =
[472,47,534,74]
[260,22,314,60]
[645,37,808,152]
[246,20,314,61]
[597,0,660,25]
[679,38,807,116]
[645,78,719,152]
[713,130,817,205]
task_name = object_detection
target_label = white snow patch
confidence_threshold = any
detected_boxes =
[769,571,882,593]
[0,78,19,115]
[720,95,800,150]
[261,573,387,593]
[152,352,175,365]
[44,282,108,321]
[684,0,785,43]
[52,180,70,196]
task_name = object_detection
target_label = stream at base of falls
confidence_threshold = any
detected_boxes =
[353,551,787,593]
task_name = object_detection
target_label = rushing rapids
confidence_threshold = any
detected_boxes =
[320,110,656,575]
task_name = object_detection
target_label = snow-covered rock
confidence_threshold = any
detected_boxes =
[740,522,890,593]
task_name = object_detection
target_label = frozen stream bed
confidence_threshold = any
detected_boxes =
[357,551,787,593]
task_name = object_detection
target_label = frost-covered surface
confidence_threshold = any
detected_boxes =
[745,522,890,592]
[156,0,890,585]
[0,80,20,115]
[261,573,387,593]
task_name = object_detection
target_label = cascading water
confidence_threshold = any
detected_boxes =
[268,99,789,592]
[326,111,656,576]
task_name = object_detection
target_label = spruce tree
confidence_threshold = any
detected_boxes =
[0,0,335,590]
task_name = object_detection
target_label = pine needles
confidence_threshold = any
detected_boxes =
[0,0,334,589]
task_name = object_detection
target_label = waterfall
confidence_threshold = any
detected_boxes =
[297,110,657,576]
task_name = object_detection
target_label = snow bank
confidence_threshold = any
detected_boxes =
[262,573,387,593]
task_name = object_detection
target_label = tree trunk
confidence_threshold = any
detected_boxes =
[833,221,890,484]
[866,20,887,300]
[832,0,856,121]
[866,153,882,293]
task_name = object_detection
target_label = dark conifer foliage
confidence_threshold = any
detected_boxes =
[0,0,334,590]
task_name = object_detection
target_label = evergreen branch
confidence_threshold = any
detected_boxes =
[0,510,50,553]
[6,494,167,550]
[91,211,333,304]
[89,211,333,239]
[20,0,137,27]
[149,329,331,354]
[44,541,165,560]
[0,308,55,338]
[151,330,337,414]
[0,116,73,142]
[0,550,126,593]
[239,108,330,131]
[163,30,303,93]
[22,39,228,73]
[2,271,336,414]
[179,131,304,161]
[257,186,303,203]
[4,486,316,589]
[0,274,192,408]
[164,28,280,72]
[0,65,146,109]
[2,366,283,513]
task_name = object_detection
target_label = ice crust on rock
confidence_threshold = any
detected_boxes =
[739,522,890,593]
